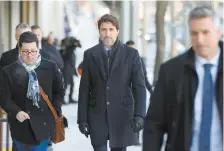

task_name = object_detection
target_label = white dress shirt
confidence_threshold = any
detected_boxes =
[190,49,222,151]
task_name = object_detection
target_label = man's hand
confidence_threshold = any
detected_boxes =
[78,121,89,138]
[131,116,144,133]
[16,111,30,123]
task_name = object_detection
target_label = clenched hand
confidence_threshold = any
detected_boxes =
[16,111,30,122]
[131,116,144,133]
[78,122,89,138]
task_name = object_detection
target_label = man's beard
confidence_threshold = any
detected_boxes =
[103,37,114,47]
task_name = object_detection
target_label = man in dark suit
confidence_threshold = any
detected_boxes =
[0,31,65,151]
[78,14,146,151]
[126,40,153,95]
[0,23,31,67]
[143,6,223,151]
[125,40,153,146]
[31,25,64,71]
[0,23,50,68]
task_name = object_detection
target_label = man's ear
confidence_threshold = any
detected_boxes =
[15,34,19,41]
[217,27,222,40]
[37,47,40,52]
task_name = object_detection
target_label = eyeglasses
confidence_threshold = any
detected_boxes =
[21,49,38,55]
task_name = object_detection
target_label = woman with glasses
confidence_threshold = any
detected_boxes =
[0,31,65,151]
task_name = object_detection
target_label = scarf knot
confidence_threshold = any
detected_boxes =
[18,55,41,107]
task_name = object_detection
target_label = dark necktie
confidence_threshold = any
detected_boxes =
[199,63,213,151]
[106,49,112,59]
[106,49,112,75]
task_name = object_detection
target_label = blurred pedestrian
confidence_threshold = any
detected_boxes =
[0,31,65,151]
[31,25,64,71]
[60,37,81,104]
[78,14,146,151]
[143,6,223,151]
[126,40,153,95]
[0,23,31,67]
[125,40,152,146]
[47,32,55,46]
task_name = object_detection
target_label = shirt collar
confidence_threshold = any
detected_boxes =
[104,47,111,52]
[195,48,220,67]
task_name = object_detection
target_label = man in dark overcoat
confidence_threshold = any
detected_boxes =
[143,6,223,151]
[77,14,146,151]
[126,40,153,95]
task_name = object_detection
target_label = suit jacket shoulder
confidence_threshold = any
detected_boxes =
[1,48,18,58]
[2,62,26,88]
[85,41,138,58]
[2,61,20,74]
[160,52,186,76]
[39,58,59,71]
[0,48,18,67]
[85,43,99,53]
[124,44,138,55]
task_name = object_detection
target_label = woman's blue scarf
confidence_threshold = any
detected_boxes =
[18,55,41,107]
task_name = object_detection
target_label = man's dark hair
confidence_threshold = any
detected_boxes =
[31,25,41,30]
[126,40,135,45]
[98,14,119,30]
[18,31,39,48]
